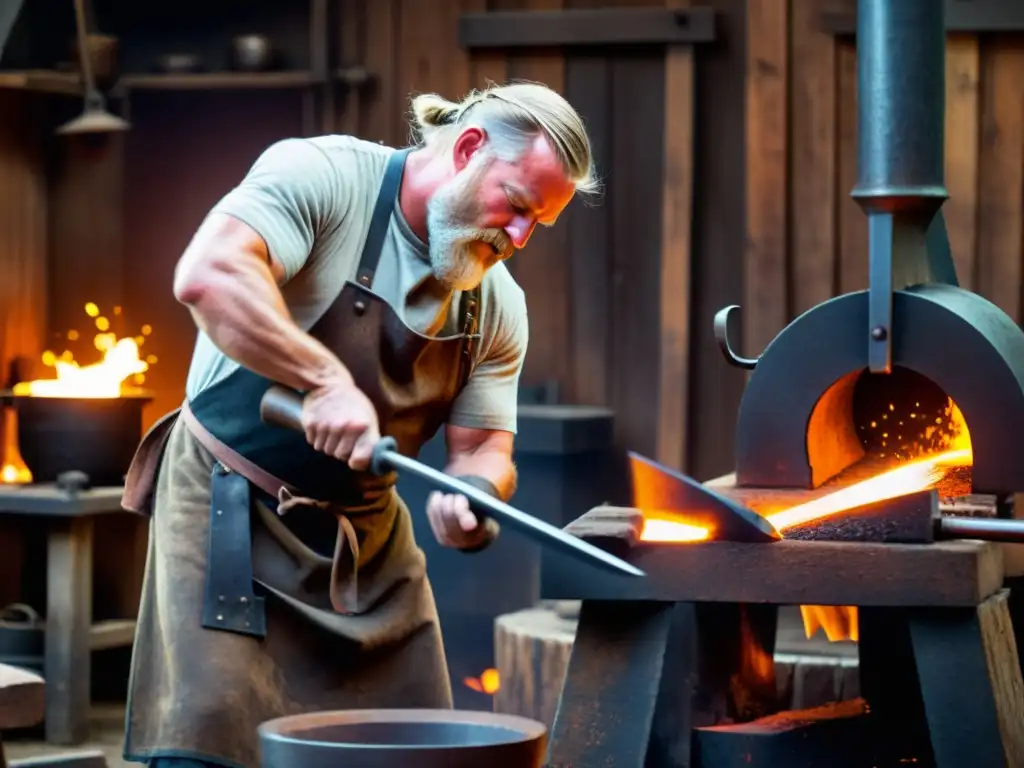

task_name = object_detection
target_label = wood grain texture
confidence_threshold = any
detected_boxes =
[980,591,1024,767]
[789,0,837,314]
[547,522,1003,607]
[744,0,789,357]
[657,0,694,471]
[46,132,126,359]
[503,0,572,392]
[0,91,45,610]
[0,91,47,380]
[909,588,1024,768]
[493,606,576,731]
[976,38,1024,324]
[836,40,867,294]
[944,34,980,290]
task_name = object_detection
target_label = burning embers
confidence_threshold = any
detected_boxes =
[463,667,500,696]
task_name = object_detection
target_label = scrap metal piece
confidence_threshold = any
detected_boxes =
[628,452,781,543]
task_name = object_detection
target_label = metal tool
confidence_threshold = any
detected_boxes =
[627,452,782,543]
[259,385,646,578]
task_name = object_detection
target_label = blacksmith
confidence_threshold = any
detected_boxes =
[119,81,598,768]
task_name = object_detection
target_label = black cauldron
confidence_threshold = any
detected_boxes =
[258,709,548,768]
[4,390,152,486]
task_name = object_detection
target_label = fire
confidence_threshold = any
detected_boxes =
[463,668,500,695]
[0,408,31,484]
[641,516,710,542]
[800,604,860,643]
[1,303,156,484]
[13,303,153,399]
[766,447,969,532]
[634,395,973,644]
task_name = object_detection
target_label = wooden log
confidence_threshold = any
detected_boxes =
[493,606,576,732]
[552,506,1003,606]
[692,699,871,768]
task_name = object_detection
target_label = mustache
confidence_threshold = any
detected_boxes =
[474,229,513,258]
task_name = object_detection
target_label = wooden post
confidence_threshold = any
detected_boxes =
[44,517,93,745]
[909,588,1024,767]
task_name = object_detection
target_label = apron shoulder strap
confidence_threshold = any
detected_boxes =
[355,147,413,288]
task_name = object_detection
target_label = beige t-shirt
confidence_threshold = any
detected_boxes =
[183,135,529,434]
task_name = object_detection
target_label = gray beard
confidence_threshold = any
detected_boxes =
[425,162,509,291]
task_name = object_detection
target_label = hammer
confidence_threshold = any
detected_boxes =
[259,385,646,578]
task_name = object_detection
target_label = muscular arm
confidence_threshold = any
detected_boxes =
[443,425,517,501]
[173,213,353,393]
[174,137,355,394]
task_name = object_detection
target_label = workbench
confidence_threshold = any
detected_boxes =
[0,485,136,746]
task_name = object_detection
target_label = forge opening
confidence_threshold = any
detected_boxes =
[806,365,972,491]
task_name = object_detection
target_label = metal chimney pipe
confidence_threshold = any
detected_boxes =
[850,0,954,374]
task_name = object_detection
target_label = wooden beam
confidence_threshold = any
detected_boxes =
[910,589,1024,767]
[656,0,695,472]
[822,0,1024,35]
[544,512,1003,606]
[459,8,716,49]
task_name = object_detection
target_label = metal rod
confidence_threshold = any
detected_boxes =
[938,516,1024,544]
[259,385,646,578]
[372,436,646,576]
[851,0,952,373]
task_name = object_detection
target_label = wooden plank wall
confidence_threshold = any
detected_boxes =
[749,0,1024,334]
[0,91,47,608]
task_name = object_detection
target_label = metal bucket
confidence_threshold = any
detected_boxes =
[258,709,547,768]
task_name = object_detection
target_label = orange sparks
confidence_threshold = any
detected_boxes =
[765,448,970,532]
[463,668,500,694]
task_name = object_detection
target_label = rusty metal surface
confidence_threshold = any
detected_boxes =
[258,709,547,768]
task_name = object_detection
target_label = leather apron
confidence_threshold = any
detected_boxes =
[119,147,484,768]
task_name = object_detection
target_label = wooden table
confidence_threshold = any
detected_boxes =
[0,485,136,746]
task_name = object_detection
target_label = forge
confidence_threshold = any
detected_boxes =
[540,1,1024,767]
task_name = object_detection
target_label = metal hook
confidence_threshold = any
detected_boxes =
[713,305,759,370]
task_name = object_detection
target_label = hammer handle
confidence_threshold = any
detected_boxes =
[259,384,395,478]
[257,385,644,576]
